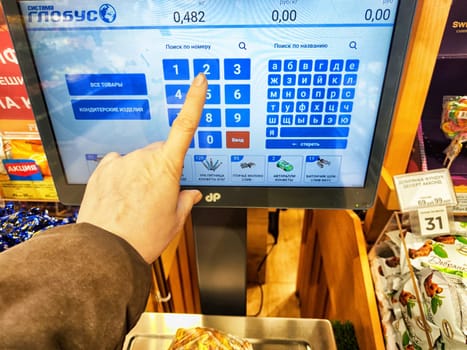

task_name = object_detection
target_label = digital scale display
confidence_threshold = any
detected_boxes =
[4,0,416,207]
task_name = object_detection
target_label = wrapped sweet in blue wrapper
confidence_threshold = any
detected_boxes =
[0,202,77,252]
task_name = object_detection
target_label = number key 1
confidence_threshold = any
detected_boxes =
[163,59,190,80]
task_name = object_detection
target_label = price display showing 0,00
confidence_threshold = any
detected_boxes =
[271,9,297,23]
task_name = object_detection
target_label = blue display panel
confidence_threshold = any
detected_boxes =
[4,0,416,207]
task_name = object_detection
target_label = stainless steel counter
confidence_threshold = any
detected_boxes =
[123,313,337,349]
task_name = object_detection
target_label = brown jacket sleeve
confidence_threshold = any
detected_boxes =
[0,223,151,350]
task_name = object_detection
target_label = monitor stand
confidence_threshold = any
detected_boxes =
[191,207,247,316]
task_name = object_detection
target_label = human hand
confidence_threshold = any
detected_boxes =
[77,74,207,264]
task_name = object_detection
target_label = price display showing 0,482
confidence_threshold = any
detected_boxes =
[173,11,206,24]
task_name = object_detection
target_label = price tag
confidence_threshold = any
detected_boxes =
[417,205,450,236]
[393,169,457,212]
[454,192,467,214]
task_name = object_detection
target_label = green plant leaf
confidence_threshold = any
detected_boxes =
[407,301,413,318]
[455,235,467,244]
[402,331,410,346]
[431,296,443,314]
[433,244,448,258]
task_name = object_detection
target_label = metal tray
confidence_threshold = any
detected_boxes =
[123,313,336,350]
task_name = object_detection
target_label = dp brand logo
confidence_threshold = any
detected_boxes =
[99,4,117,23]
[205,193,222,203]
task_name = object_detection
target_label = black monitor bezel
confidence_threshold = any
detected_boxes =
[2,0,417,208]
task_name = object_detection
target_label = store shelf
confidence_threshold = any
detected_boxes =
[297,209,385,350]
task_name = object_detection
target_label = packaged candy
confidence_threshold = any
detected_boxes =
[369,214,467,349]
[0,202,77,252]
[441,96,467,140]
[440,96,467,169]
[4,138,51,176]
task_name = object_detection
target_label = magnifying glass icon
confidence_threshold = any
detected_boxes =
[349,41,357,50]
[238,41,247,50]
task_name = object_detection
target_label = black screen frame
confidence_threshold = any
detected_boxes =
[2,0,417,208]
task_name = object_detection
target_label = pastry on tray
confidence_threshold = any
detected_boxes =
[167,327,253,350]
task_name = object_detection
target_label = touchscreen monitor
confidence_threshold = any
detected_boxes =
[2,0,416,207]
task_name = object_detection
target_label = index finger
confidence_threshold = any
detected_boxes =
[164,73,207,165]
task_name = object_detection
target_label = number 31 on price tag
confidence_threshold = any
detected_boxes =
[417,206,450,236]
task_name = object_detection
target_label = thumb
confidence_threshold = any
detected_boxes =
[176,189,203,221]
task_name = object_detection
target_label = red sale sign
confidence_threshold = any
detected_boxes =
[0,4,35,121]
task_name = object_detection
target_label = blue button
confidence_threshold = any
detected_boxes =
[324,115,337,125]
[281,101,294,113]
[163,59,190,80]
[165,84,190,104]
[225,84,250,104]
[311,101,323,112]
[326,102,338,113]
[282,88,295,99]
[314,60,328,72]
[298,74,312,86]
[224,58,251,79]
[266,127,279,137]
[194,59,220,80]
[167,108,181,125]
[279,127,349,137]
[199,109,221,127]
[344,74,358,85]
[299,60,313,72]
[328,74,342,86]
[269,60,282,72]
[312,88,325,99]
[72,99,150,120]
[267,102,280,113]
[198,131,222,148]
[330,59,344,72]
[206,85,221,104]
[309,115,323,125]
[66,74,148,96]
[267,115,279,125]
[346,59,360,72]
[284,60,297,72]
[281,115,293,125]
[342,88,355,99]
[313,74,326,85]
[268,88,280,99]
[296,102,309,113]
[297,88,310,99]
[340,101,353,112]
[327,88,340,99]
[266,139,348,149]
[339,114,352,125]
[295,115,308,125]
[268,74,281,86]
[283,74,296,86]
[226,109,250,127]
